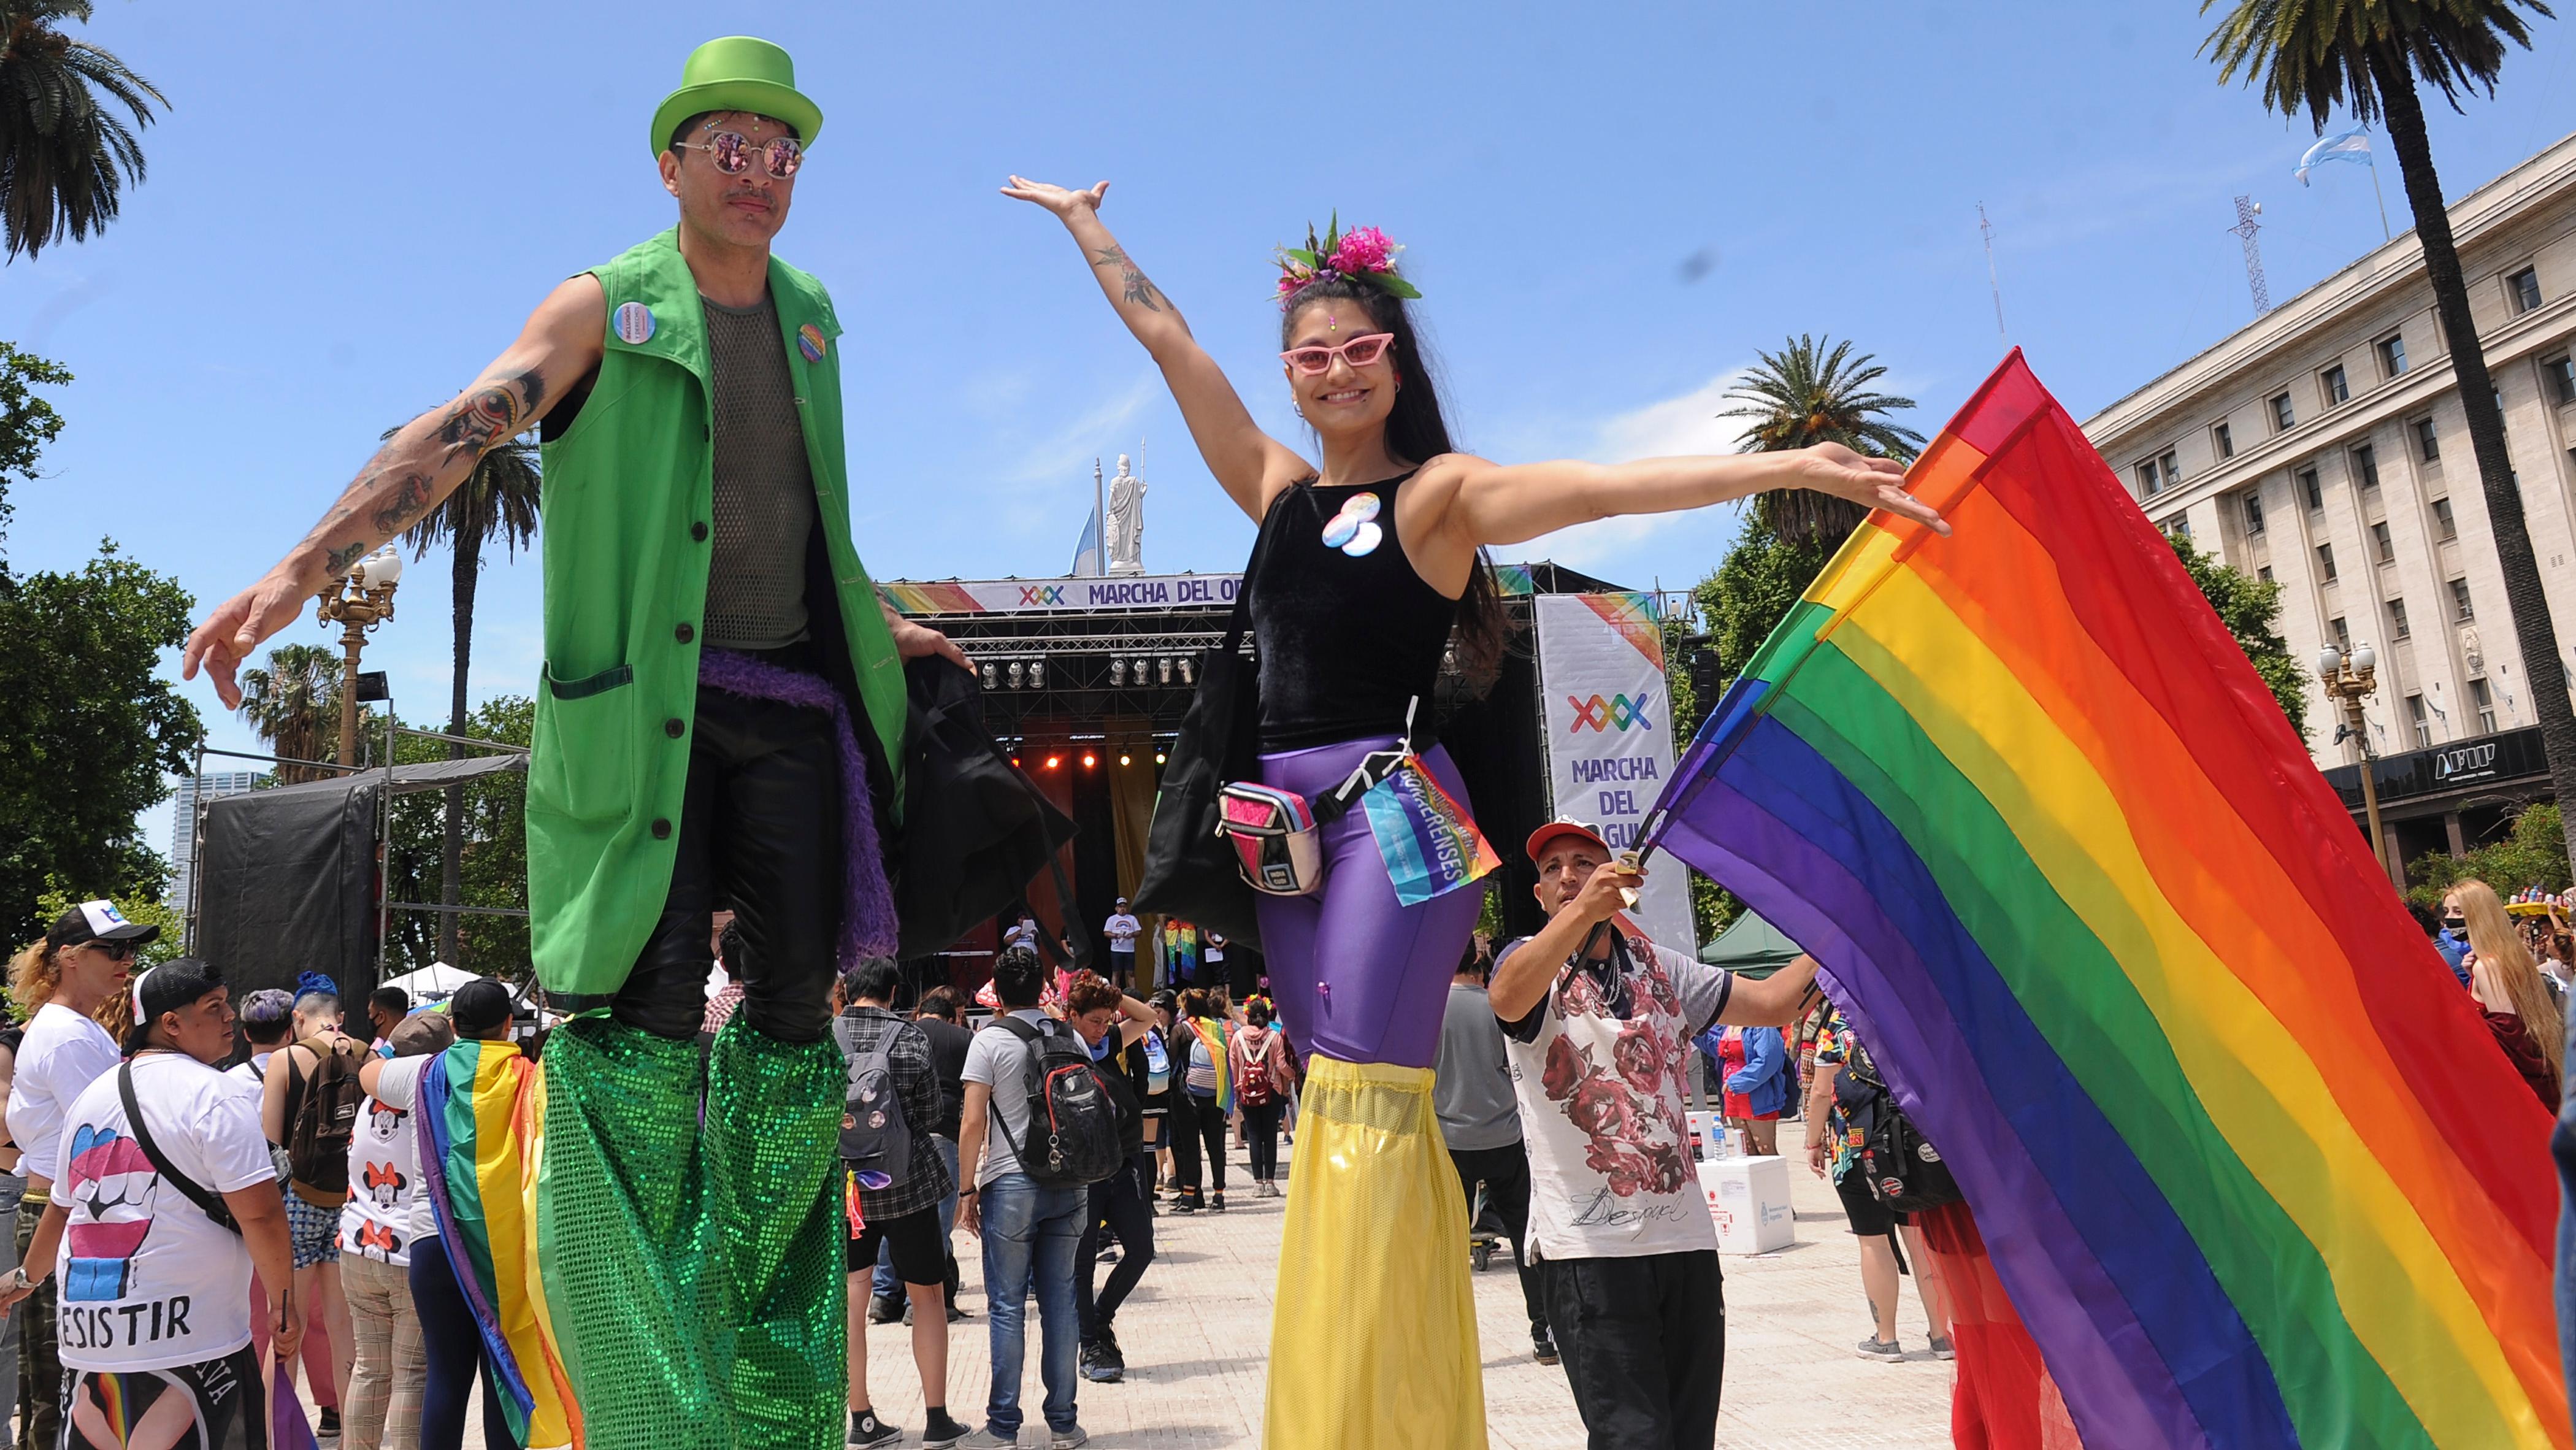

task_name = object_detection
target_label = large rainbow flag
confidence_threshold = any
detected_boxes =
[1644,352,2565,1448]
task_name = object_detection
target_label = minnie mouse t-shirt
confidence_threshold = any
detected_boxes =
[1495,929,1731,1260]
[340,1057,424,1267]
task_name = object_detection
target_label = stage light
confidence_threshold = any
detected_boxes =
[979,662,999,691]
[1029,658,1046,688]
[1082,753,1097,768]
[1155,750,1167,764]
[1011,757,1021,767]
[1045,754,1060,769]
[1134,657,1149,684]
[1178,658,1194,685]
[1110,658,1126,686]
[1119,753,1131,765]
[1008,661,1024,689]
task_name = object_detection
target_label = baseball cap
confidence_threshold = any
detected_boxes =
[1524,818,1609,866]
[47,900,160,949]
[449,978,515,1035]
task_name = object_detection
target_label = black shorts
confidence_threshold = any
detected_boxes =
[1834,1165,1909,1237]
[846,1203,946,1286]
[66,1343,267,1449]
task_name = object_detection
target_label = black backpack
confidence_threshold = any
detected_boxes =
[991,1016,1125,1189]
[832,1015,914,1190]
[1837,1057,1963,1214]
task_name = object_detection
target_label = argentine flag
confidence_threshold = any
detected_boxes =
[1071,499,1103,576]
[2296,126,2373,185]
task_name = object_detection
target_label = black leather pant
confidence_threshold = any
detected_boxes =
[612,680,844,1045]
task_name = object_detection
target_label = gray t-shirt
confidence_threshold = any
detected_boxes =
[961,1009,1055,1187]
[1433,983,1522,1153]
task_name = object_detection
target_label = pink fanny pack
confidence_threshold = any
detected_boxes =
[1217,783,1324,896]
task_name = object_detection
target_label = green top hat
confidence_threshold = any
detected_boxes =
[651,36,823,158]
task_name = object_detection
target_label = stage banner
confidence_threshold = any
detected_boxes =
[883,573,1242,616]
[1535,593,1697,954]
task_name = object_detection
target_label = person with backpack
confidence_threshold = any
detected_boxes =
[0,959,303,1450]
[957,947,1124,1448]
[1805,1000,1953,1363]
[1229,1000,1298,1198]
[1062,973,1157,1384]
[870,987,976,1328]
[1167,991,1232,1214]
[834,957,967,1449]
[259,976,364,1416]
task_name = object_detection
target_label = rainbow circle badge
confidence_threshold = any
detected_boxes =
[797,323,827,362]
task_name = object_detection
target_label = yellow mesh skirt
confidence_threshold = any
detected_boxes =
[1267,1056,1485,1449]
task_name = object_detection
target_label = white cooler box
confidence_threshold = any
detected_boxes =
[1698,1154,1795,1254]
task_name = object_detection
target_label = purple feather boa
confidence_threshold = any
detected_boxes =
[696,648,901,966]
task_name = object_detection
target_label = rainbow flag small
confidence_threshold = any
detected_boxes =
[1358,755,1501,907]
[1644,352,2564,1449]
[418,1038,581,1448]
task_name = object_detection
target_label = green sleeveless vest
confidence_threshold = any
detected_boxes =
[526,229,906,995]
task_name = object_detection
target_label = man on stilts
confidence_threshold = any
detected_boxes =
[183,37,962,1448]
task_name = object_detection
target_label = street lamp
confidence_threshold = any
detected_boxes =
[316,547,402,767]
[2317,642,2390,878]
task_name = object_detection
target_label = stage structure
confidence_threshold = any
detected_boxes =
[881,559,1699,988]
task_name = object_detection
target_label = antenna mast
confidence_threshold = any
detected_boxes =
[1978,203,2006,343]
[2229,195,2272,315]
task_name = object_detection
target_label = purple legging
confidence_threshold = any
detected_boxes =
[1253,737,1487,1068]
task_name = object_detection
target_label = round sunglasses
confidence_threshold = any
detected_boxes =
[1279,332,1395,375]
[674,131,805,180]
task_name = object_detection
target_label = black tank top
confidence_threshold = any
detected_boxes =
[1249,472,1460,751]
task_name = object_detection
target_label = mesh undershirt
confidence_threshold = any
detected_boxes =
[702,293,816,650]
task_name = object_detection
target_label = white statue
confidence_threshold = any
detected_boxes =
[1106,453,1146,576]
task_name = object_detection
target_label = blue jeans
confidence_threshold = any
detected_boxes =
[874,1135,961,1300]
[979,1172,1086,1438]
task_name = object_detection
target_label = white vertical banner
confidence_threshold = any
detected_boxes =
[1535,593,1698,955]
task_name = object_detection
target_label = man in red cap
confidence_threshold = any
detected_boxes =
[1489,819,1821,1450]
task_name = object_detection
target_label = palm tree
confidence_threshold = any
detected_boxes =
[2202,0,2575,861]
[401,429,540,966]
[0,0,166,262]
[1718,334,1926,545]
[237,645,340,784]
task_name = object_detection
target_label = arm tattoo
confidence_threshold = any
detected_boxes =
[433,366,546,459]
[369,472,434,535]
[298,366,546,577]
[1091,245,1163,313]
[323,542,369,578]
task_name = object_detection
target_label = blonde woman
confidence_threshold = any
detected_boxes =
[4,902,151,1447]
[2452,880,2566,1107]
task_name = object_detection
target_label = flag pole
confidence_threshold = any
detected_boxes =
[1093,457,1106,577]
[2368,158,2391,243]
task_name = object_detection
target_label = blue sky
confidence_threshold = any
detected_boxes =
[4,2,2572,856]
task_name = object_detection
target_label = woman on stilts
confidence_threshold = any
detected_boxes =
[1003,176,1942,1447]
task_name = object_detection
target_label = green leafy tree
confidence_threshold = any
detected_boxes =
[378,696,532,976]
[0,0,166,261]
[0,540,201,944]
[2407,801,2566,905]
[31,879,178,966]
[2167,533,2310,742]
[1718,335,1926,546]
[0,340,69,553]
[2202,0,2573,861]
[399,425,540,965]
[236,643,340,784]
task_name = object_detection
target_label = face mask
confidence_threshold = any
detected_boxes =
[2442,916,2467,933]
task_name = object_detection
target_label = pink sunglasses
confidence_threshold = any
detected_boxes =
[1279,332,1395,375]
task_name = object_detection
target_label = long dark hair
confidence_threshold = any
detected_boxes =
[1281,275,1510,687]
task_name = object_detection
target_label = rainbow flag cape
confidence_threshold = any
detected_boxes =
[418,1038,581,1448]
[1644,352,2564,1449]
[1187,1016,1233,1114]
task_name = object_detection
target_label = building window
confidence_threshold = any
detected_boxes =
[2258,565,2275,583]
[2163,514,2190,538]
[2137,458,2164,495]
[2432,496,2458,540]
[2387,597,2410,639]
[2372,520,2394,562]
[2331,616,2352,652]
[2301,467,2323,511]
[2414,416,2440,462]
[2353,443,2380,491]
[2242,493,2266,535]
[2409,693,2432,748]
[2507,265,2542,315]
[2272,392,2296,431]
[2472,678,2497,733]
[2322,364,2350,405]
[2317,543,2339,583]
[2214,421,2236,459]
[2546,355,2575,407]
[2378,334,2408,377]
[2159,448,2180,488]
[2451,577,2474,621]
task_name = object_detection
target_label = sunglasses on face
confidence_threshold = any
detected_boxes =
[1279,332,1395,375]
[676,131,804,179]
[77,940,137,962]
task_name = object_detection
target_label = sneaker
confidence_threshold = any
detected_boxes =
[947,1303,970,1322]
[1857,1336,1903,1362]
[1084,1324,1125,1383]
[316,1407,342,1450]
[922,1408,973,1448]
[848,1408,903,1448]
[1930,1334,1956,1360]
[1531,1324,1560,1366]
[1208,1192,1227,1212]
[868,1292,905,1325]
[1095,1241,1121,1264]
[956,1430,1017,1448]
[1170,1194,1198,1214]
[1049,1427,1089,1449]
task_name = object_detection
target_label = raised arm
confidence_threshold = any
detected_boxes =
[1000,177,1309,521]
[1435,444,1947,551]
[180,275,610,708]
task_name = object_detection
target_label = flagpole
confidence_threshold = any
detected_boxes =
[2368,159,2391,243]
[1093,458,1106,577]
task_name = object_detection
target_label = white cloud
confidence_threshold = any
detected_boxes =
[1511,367,1759,580]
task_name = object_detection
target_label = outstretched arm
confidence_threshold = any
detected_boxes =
[181,275,610,708]
[1001,177,1308,521]
[1439,444,1947,550]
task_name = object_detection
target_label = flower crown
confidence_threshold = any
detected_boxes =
[1275,215,1422,307]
